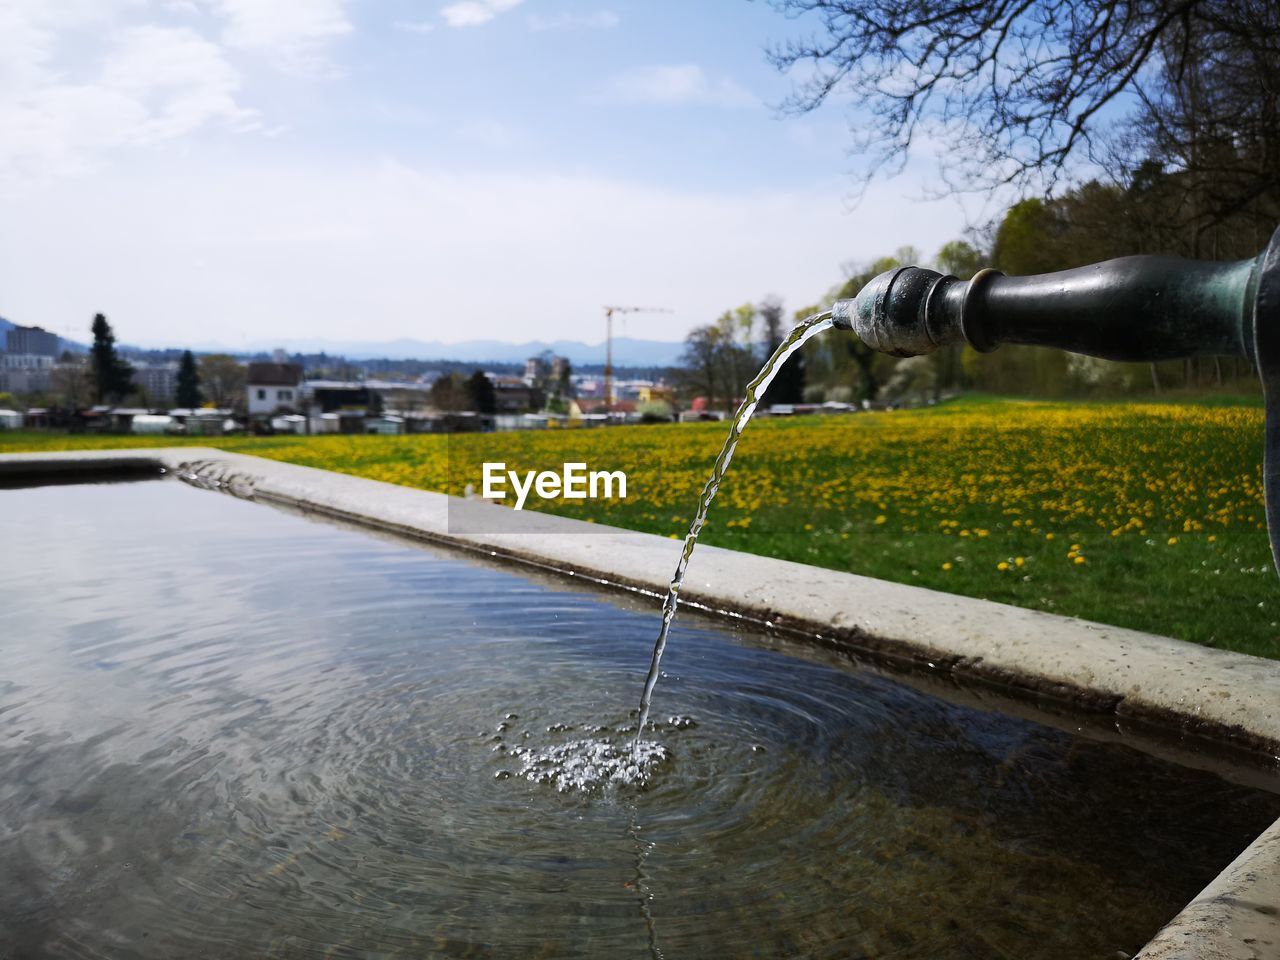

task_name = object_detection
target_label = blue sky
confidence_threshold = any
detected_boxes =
[0,0,975,349]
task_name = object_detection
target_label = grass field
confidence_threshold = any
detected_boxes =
[4,396,1277,659]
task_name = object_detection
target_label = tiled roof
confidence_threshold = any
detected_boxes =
[247,362,302,386]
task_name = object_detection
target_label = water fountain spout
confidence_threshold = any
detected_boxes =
[831,226,1280,571]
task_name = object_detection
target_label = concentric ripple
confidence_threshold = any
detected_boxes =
[2,479,1278,960]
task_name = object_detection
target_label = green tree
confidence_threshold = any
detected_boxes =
[175,350,202,408]
[759,295,805,405]
[935,241,983,280]
[89,313,134,403]
[431,372,468,412]
[466,370,497,414]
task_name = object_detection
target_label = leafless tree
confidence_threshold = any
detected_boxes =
[51,359,91,411]
[767,0,1280,231]
[198,354,246,410]
[758,296,786,350]
[676,324,725,409]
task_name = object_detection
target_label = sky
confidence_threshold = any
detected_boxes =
[0,0,979,350]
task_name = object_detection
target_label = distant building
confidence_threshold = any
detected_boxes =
[569,398,637,420]
[0,354,55,394]
[133,363,177,403]
[246,362,303,416]
[306,380,370,413]
[5,325,58,358]
[492,378,543,413]
[637,384,673,404]
[523,354,569,387]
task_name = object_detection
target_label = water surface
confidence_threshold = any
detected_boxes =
[2,479,1278,959]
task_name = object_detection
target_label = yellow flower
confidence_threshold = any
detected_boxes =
[1073,555,1086,565]
[1167,536,1178,545]
[997,561,1010,571]
[942,562,953,571]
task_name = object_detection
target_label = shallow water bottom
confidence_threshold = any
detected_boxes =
[2,479,1278,959]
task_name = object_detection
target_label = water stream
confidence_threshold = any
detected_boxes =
[634,311,835,752]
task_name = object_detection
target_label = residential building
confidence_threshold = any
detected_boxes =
[637,384,673,404]
[306,380,369,412]
[133,363,177,403]
[522,354,569,387]
[5,325,58,357]
[492,377,543,413]
[246,362,303,415]
[0,354,55,394]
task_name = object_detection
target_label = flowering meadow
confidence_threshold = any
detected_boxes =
[5,397,1275,657]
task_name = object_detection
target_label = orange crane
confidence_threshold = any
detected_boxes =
[602,305,671,406]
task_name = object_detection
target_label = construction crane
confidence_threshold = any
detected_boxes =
[602,305,671,406]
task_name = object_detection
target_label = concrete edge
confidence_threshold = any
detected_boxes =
[1136,816,1280,959]
[5,445,1280,960]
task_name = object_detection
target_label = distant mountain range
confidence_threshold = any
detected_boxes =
[178,336,686,367]
[0,315,685,367]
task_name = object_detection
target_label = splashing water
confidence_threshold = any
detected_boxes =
[633,311,836,753]
[516,738,670,793]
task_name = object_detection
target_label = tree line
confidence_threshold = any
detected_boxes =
[677,176,1267,409]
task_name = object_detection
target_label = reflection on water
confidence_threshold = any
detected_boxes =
[1,479,1277,959]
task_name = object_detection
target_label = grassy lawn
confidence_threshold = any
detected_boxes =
[4,396,1277,659]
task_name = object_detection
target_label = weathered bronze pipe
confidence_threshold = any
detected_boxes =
[831,226,1280,573]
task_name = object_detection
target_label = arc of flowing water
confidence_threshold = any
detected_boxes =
[633,311,836,753]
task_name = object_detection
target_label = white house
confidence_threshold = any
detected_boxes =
[246,362,303,416]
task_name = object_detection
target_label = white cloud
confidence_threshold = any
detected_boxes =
[0,157,969,347]
[440,0,524,28]
[0,15,253,179]
[599,64,756,108]
[527,10,618,31]
[209,0,352,72]
[0,0,357,180]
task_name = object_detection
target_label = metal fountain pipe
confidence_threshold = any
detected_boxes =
[831,225,1280,572]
